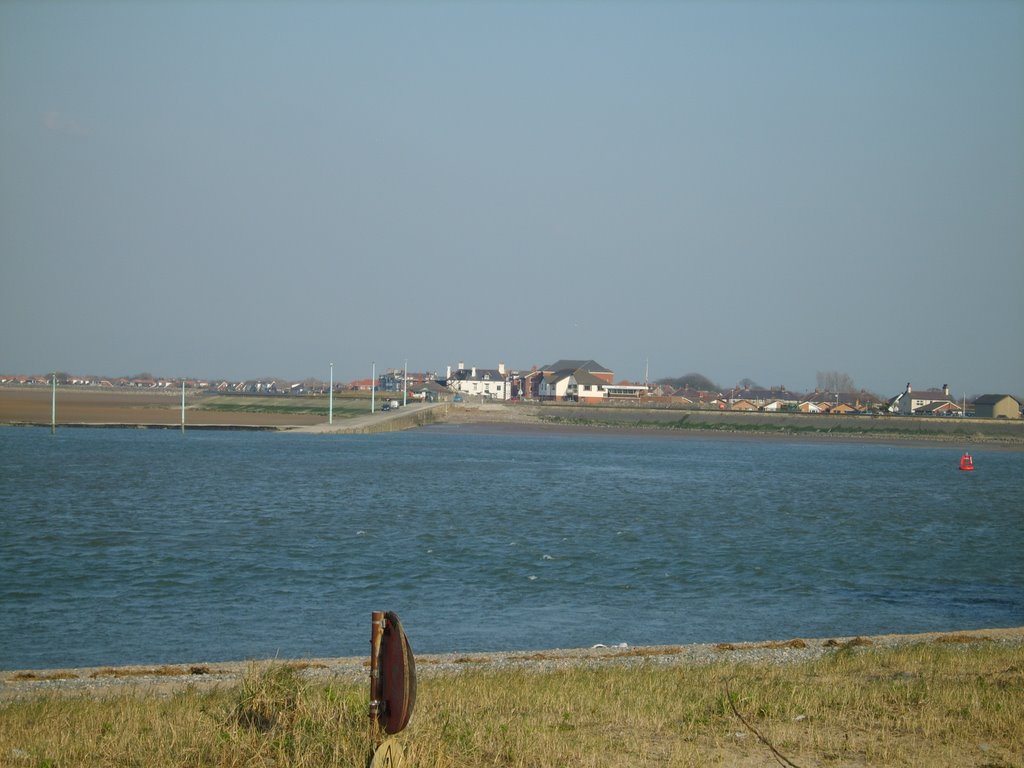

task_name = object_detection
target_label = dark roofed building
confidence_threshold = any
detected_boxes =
[534,359,617,401]
[973,394,1022,419]
[541,360,614,384]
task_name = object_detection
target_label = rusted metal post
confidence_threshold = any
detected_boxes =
[367,610,416,767]
[369,611,385,722]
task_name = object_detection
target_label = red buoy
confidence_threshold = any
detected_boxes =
[959,452,975,471]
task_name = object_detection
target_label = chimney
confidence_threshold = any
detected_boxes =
[471,366,477,378]
[943,383,949,397]
[458,361,465,371]
[498,362,506,375]
[446,365,451,380]
[907,382,912,394]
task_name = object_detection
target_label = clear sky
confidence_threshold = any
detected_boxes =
[2,1,1022,397]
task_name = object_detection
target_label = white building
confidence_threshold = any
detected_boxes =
[889,383,954,415]
[446,362,511,400]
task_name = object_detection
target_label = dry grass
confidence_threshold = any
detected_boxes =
[87,665,213,679]
[1,642,1022,767]
[714,638,809,652]
[7,672,79,682]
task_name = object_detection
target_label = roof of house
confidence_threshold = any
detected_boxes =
[906,388,951,400]
[917,401,961,413]
[829,402,858,412]
[727,387,803,402]
[974,394,1021,406]
[542,359,612,374]
[806,390,872,406]
[448,367,503,381]
[674,388,720,400]
[540,370,575,386]
[572,370,607,387]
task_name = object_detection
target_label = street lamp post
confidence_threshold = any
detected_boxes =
[329,362,334,425]
[371,361,375,413]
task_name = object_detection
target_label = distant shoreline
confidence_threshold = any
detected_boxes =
[434,401,1024,450]
[424,419,1024,451]
[2,386,1023,449]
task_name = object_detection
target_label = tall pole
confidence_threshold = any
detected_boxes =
[371,361,376,413]
[181,380,186,433]
[329,362,334,425]
[403,358,408,407]
[369,611,385,745]
[51,373,56,433]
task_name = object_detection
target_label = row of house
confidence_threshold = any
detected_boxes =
[441,359,647,404]
[439,363,1022,418]
[1,375,212,390]
[0,374,327,396]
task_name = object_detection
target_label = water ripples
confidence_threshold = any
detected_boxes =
[2,427,1022,668]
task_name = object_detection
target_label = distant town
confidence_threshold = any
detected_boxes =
[2,358,1021,419]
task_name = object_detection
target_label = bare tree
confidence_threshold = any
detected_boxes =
[816,370,856,392]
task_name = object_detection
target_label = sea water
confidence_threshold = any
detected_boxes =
[1,425,1021,669]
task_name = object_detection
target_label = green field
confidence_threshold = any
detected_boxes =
[194,395,370,419]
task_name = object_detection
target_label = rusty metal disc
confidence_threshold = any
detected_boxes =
[369,736,405,767]
[377,610,416,734]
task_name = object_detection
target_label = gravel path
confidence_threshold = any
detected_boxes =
[3,627,1021,701]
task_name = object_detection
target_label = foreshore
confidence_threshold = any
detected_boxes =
[3,626,1022,701]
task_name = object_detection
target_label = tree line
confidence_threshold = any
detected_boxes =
[656,370,866,395]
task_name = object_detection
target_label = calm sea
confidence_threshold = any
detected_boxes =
[1,425,1021,669]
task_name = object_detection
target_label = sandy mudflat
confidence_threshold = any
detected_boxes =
[0,387,322,428]
[2,627,1021,700]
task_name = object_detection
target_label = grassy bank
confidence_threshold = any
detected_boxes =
[541,413,960,439]
[3,640,1021,767]
[195,395,369,419]
[535,407,1024,445]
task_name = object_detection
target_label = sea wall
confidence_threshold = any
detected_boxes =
[331,403,447,434]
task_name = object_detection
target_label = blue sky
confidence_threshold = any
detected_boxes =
[2,1,1022,397]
